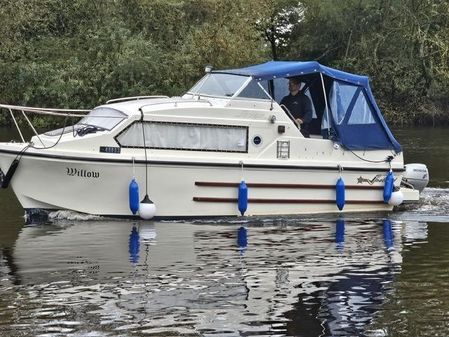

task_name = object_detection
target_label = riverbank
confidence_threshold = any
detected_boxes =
[381,98,449,127]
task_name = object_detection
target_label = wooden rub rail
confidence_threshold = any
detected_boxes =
[193,180,385,204]
[193,197,385,204]
[195,181,384,190]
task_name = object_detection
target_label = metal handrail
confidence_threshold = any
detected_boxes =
[106,95,169,104]
[139,98,213,111]
[0,103,91,143]
[0,104,90,117]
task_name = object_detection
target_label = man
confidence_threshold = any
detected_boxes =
[280,77,313,138]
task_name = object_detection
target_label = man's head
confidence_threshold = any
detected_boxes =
[288,77,301,95]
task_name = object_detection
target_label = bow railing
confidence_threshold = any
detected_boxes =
[0,103,90,144]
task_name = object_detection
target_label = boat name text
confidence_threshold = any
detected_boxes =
[66,167,100,178]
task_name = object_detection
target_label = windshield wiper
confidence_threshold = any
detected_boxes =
[76,124,105,137]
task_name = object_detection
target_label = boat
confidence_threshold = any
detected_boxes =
[0,61,429,219]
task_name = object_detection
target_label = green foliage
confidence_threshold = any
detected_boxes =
[0,0,448,127]
[0,0,266,118]
[285,0,449,125]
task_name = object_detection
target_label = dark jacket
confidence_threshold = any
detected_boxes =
[280,91,313,137]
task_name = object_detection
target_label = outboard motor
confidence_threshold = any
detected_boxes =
[402,163,429,192]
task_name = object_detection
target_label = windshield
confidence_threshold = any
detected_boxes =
[78,107,126,130]
[188,73,249,97]
[187,73,272,100]
[44,107,126,137]
[237,79,271,100]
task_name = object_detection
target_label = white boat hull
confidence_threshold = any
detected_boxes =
[0,147,397,218]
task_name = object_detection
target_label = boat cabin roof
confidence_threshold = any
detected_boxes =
[185,61,401,153]
[215,60,369,86]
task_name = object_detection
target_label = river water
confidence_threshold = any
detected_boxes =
[0,127,448,337]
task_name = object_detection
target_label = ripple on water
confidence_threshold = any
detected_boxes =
[394,187,449,222]
[0,216,448,336]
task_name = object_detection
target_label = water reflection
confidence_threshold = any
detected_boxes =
[383,219,394,250]
[237,226,248,254]
[129,225,140,264]
[129,223,157,266]
[335,218,345,252]
[0,218,437,336]
[280,219,403,337]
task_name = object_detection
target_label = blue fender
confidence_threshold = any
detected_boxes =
[129,178,140,215]
[336,177,345,211]
[383,171,394,203]
[238,180,248,216]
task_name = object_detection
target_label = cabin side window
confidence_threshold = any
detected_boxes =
[329,81,376,125]
[116,121,248,153]
[347,90,376,124]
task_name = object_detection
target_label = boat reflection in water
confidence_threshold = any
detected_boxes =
[0,217,429,336]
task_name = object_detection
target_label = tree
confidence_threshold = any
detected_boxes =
[283,0,449,125]
[254,0,305,60]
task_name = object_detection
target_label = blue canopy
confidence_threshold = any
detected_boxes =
[215,61,401,153]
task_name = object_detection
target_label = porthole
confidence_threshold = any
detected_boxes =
[253,135,262,146]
